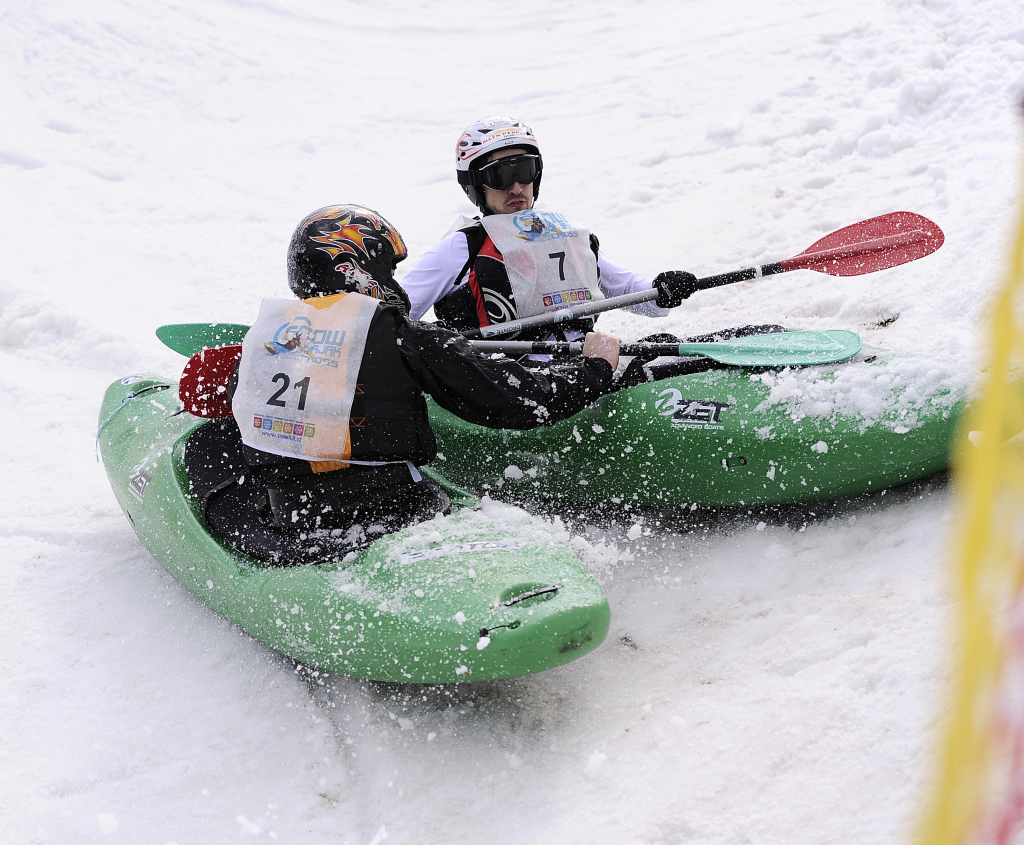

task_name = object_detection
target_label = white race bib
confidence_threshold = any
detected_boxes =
[232,293,378,462]
[481,208,602,320]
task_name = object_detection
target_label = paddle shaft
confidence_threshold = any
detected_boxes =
[466,227,933,340]
[473,340,681,357]
[471,328,863,367]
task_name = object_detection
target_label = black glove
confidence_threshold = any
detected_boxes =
[654,271,699,309]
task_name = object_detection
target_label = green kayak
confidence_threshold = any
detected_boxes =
[97,375,610,683]
[427,344,970,508]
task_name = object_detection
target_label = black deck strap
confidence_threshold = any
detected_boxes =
[478,621,523,637]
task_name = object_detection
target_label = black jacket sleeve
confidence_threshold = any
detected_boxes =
[394,318,613,430]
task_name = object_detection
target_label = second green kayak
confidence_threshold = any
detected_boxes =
[427,344,970,507]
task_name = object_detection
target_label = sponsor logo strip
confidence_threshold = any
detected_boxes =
[543,289,593,307]
[253,415,315,441]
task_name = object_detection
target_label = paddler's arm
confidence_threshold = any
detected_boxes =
[396,318,617,430]
[398,231,469,321]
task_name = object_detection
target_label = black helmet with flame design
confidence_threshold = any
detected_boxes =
[287,204,411,314]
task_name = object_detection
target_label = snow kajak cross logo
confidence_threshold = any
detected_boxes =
[655,387,731,430]
[512,210,578,243]
[263,315,346,368]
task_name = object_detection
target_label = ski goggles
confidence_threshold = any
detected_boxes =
[476,154,542,191]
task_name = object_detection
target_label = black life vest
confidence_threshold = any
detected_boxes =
[434,222,603,341]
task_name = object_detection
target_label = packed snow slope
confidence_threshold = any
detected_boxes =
[3,0,1024,842]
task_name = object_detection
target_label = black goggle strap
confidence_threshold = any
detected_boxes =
[475,155,541,191]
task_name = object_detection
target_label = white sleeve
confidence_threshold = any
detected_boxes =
[597,250,668,318]
[399,232,472,321]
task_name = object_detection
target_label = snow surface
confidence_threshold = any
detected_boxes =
[3,0,1024,842]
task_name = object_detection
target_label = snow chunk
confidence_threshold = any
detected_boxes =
[752,355,967,433]
[504,465,524,480]
[811,441,828,454]
[585,751,607,774]
[477,635,491,650]
[97,814,119,834]
[236,815,261,834]
[569,535,633,578]
[454,611,466,625]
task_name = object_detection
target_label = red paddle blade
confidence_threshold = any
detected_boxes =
[179,345,242,418]
[781,212,944,276]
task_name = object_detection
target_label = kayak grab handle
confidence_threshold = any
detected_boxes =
[479,621,522,638]
[492,584,562,609]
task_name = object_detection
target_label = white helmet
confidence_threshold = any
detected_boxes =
[455,116,543,211]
